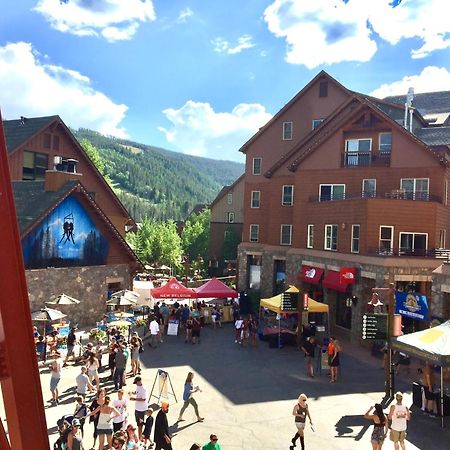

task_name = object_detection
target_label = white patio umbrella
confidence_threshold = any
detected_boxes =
[106,296,137,307]
[46,293,80,305]
[111,290,140,301]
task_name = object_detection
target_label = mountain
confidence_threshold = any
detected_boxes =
[72,128,244,221]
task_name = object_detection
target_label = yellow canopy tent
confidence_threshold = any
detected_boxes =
[260,286,329,314]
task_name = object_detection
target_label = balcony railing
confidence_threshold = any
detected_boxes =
[311,191,440,203]
[343,151,391,167]
[368,247,450,259]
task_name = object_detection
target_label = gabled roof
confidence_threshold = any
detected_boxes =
[383,91,450,116]
[415,127,450,146]
[3,116,59,153]
[12,179,142,268]
[3,115,134,225]
[12,180,79,232]
[238,70,351,154]
[209,174,245,209]
[283,96,447,174]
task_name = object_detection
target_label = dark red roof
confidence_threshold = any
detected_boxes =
[194,278,238,298]
[151,277,197,299]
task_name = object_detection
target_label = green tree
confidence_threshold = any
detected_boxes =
[181,209,211,276]
[127,218,182,270]
[222,227,241,261]
[80,138,105,174]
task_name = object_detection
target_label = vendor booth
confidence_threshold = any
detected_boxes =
[193,278,237,323]
[260,286,329,348]
[151,277,197,300]
[392,320,450,427]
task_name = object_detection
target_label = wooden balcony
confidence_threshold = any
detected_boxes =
[342,151,391,167]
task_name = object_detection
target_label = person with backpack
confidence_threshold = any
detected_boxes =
[73,396,89,437]
[63,328,78,367]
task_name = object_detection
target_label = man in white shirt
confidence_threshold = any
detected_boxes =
[235,316,244,344]
[75,366,95,398]
[129,376,149,439]
[149,316,160,348]
[388,391,411,450]
[112,389,128,432]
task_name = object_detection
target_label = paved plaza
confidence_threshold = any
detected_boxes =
[14,324,450,449]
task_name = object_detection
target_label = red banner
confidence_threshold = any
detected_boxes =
[340,267,356,285]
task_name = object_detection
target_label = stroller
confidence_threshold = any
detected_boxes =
[53,414,74,450]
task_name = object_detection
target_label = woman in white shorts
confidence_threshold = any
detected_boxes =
[291,393,313,450]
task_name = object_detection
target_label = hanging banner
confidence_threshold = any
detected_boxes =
[339,267,356,285]
[395,291,428,321]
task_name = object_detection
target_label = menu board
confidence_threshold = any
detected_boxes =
[281,292,299,311]
[362,313,388,340]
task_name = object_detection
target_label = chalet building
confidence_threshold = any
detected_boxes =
[3,115,142,325]
[237,71,450,340]
[208,175,244,276]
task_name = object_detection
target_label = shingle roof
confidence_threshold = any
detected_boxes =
[3,115,59,153]
[383,91,450,115]
[415,127,450,146]
[12,180,79,232]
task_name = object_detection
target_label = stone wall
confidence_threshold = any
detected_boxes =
[26,264,132,328]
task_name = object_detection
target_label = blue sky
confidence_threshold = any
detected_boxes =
[1,0,450,163]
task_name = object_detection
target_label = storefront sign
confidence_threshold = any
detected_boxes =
[362,314,388,340]
[395,291,429,321]
[281,292,299,311]
[302,293,309,311]
[340,267,356,285]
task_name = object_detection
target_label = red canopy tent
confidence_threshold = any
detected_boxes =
[151,277,197,299]
[194,278,238,298]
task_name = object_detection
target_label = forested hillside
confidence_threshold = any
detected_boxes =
[73,128,244,221]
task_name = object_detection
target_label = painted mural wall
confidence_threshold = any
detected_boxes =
[22,196,109,269]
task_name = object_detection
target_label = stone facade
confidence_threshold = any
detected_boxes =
[26,264,132,328]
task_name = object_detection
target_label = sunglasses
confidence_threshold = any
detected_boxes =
[212,438,218,441]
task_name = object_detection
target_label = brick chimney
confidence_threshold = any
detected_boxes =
[44,170,83,192]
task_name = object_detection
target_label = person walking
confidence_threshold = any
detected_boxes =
[114,345,127,390]
[67,418,84,450]
[130,337,141,377]
[76,366,96,399]
[89,387,106,450]
[388,392,411,450]
[148,316,160,348]
[185,314,193,344]
[177,372,204,423]
[142,408,154,449]
[291,393,312,450]
[112,389,128,432]
[129,376,149,440]
[329,338,341,383]
[364,403,388,450]
[50,359,61,405]
[202,434,221,450]
[86,353,100,388]
[73,396,89,437]
[192,316,201,344]
[63,327,78,367]
[86,396,120,450]
[301,337,317,378]
[234,316,243,344]
[154,402,172,450]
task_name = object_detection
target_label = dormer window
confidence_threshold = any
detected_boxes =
[283,122,293,140]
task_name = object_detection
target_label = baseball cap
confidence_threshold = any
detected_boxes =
[72,419,81,426]
[395,391,403,399]
[133,376,142,384]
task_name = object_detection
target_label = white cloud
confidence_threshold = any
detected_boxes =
[212,35,255,55]
[33,0,156,42]
[177,7,193,24]
[264,0,450,68]
[158,100,272,161]
[370,66,450,98]
[0,42,128,137]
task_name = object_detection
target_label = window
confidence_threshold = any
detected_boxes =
[379,132,392,153]
[399,232,428,255]
[312,119,324,130]
[351,225,360,253]
[280,225,292,245]
[227,193,233,204]
[362,179,376,198]
[439,230,446,249]
[249,224,259,242]
[345,139,372,166]
[400,178,429,200]
[307,224,314,248]
[22,151,49,181]
[379,226,394,254]
[282,185,294,206]
[251,191,260,208]
[43,133,51,149]
[335,292,352,329]
[319,81,328,97]
[324,224,338,251]
[252,157,262,175]
[224,230,233,240]
[226,212,235,223]
[319,184,345,201]
[283,122,293,140]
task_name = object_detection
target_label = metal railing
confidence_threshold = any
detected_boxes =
[343,151,391,167]
[310,190,440,203]
[368,247,450,259]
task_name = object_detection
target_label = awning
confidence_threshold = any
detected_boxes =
[299,265,324,285]
[322,270,348,293]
